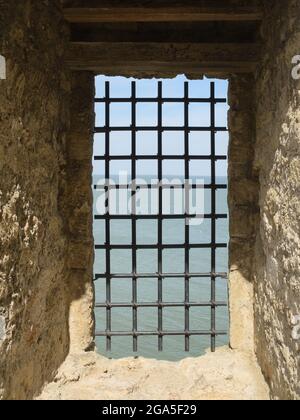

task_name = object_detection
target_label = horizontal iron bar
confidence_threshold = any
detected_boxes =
[94,214,227,220]
[94,155,227,161]
[95,330,227,337]
[95,243,227,250]
[95,97,227,103]
[95,301,227,309]
[95,126,228,132]
[94,272,228,280]
[94,184,228,190]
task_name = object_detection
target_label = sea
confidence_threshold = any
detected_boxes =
[93,175,229,361]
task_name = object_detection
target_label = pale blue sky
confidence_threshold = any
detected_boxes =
[94,75,229,177]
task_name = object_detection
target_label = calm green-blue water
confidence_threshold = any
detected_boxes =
[93,176,229,361]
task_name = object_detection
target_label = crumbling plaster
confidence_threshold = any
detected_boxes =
[253,0,300,400]
[0,0,70,400]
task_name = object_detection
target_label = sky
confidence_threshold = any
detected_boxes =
[94,75,229,177]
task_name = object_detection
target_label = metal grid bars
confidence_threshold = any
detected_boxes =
[94,80,228,353]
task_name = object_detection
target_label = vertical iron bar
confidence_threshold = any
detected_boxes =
[210,82,216,352]
[105,81,112,352]
[158,81,163,351]
[184,82,190,352]
[131,82,138,352]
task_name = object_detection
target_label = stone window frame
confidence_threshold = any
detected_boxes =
[67,72,258,356]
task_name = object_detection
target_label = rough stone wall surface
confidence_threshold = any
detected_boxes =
[64,72,95,354]
[228,76,259,353]
[0,1,70,400]
[37,348,270,401]
[254,0,300,400]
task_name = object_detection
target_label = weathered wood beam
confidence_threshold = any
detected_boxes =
[63,7,263,23]
[66,42,260,74]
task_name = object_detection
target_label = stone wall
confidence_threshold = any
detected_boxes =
[254,0,300,400]
[64,72,95,354]
[228,75,259,353]
[0,0,71,399]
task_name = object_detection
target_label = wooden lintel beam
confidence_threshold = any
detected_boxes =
[66,42,259,74]
[63,7,263,23]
